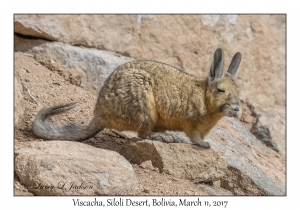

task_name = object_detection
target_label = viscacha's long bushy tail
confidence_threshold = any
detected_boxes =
[32,102,102,141]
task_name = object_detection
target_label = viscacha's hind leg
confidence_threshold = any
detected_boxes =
[96,69,158,135]
[137,114,155,139]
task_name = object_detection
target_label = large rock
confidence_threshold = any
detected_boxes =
[14,14,286,107]
[14,35,134,90]
[240,101,286,155]
[251,104,286,155]
[210,117,285,195]
[15,141,138,195]
[198,183,233,196]
[120,117,285,195]
[121,139,228,183]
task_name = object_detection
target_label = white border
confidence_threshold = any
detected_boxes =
[4,0,295,209]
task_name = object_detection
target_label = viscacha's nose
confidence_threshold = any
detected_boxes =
[234,107,239,112]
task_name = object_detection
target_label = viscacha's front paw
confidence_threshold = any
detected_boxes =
[193,141,211,149]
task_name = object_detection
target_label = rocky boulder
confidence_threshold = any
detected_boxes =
[121,139,228,183]
[14,14,286,107]
[240,101,286,155]
[210,117,285,195]
[14,35,134,91]
[120,117,285,196]
[15,141,138,196]
[250,104,286,155]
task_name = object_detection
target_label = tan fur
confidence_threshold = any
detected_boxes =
[148,92,158,125]
[32,48,242,148]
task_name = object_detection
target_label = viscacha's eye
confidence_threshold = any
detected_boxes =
[217,88,225,93]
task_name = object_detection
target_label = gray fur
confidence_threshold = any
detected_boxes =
[227,52,242,78]
[32,103,102,141]
[209,48,224,82]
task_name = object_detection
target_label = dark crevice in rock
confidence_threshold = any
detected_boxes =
[14,32,53,42]
[251,126,279,152]
[242,100,279,153]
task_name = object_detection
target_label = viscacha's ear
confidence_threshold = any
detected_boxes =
[227,52,242,78]
[209,48,224,83]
